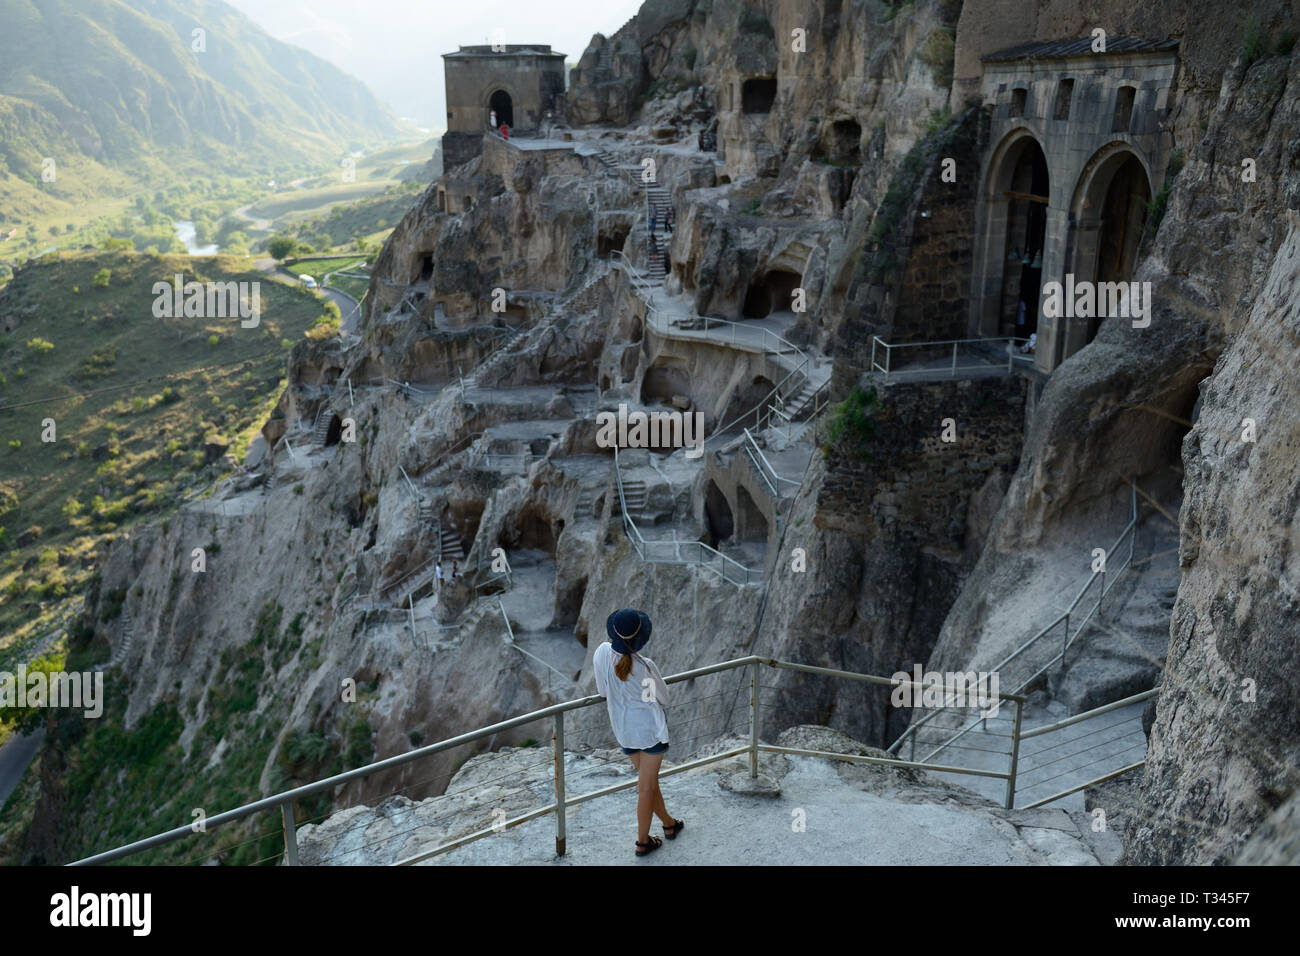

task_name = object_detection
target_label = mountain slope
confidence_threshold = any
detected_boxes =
[0,0,403,178]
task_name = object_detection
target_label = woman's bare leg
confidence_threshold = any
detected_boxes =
[636,752,669,844]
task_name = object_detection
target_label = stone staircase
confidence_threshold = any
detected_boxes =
[574,484,601,520]
[311,406,334,447]
[620,478,648,517]
[261,459,276,496]
[109,607,135,668]
[645,184,672,279]
[439,524,466,563]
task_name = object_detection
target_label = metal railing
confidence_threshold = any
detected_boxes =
[70,655,1029,866]
[889,480,1140,764]
[870,335,1030,383]
[613,447,761,587]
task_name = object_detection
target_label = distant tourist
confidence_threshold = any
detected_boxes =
[500,123,509,142]
[489,108,497,129]
[593,608,683,857]
[436,561,444,587]
[1017,299,1027,327]
[665,207,674,234]
[649,209,657,235]
[451,560,460,579]
[648,233,659,258]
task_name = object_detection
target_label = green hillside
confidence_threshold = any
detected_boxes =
[0,0,413,265]
[0,251,336,681]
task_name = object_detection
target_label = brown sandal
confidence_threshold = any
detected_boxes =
[664,818,685,840]
[635,835,663,857]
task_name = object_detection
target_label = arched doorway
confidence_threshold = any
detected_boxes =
[998,140,1050,338]
[704,480,734,545]
[1069,146,1153,347]
[489,90,513,128]
[973,131,1053,341]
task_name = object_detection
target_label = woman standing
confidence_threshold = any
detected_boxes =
[593,608,685,857]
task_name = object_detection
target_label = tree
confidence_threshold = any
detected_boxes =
[268,236,297,260]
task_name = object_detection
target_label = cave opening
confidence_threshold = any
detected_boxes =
[826,119,863,164]
[741,269,802,318]
[741,78,777,114]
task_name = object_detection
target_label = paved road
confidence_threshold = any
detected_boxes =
[320,286,362,335]
[0,728,43,807]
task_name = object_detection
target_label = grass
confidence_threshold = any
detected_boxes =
[0,251,326,667]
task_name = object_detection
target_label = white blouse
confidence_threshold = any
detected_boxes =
[593,642,670,751]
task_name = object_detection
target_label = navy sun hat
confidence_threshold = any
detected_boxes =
[607,608,652,654]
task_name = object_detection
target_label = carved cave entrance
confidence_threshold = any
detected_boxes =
[742,269,801,319]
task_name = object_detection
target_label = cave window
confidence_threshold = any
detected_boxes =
[741,78,777,114]
[1053,79,1075,121]
[1112,86,1136,133]
[1010,88,1028,118]
[324,414,343,447]
[437,191,446,213]
[827,119,862,164]
[419,254,433,282]
[717,174,732,185]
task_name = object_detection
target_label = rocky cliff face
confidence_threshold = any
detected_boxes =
[1124,213,1300,865]
[12,0,1300,865]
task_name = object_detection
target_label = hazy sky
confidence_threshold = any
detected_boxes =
[224,0,646,130]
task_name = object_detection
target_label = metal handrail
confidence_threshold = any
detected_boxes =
[889,480,1140,759]
[870,334,1030,381]
[613,447,759,586]
[71,654,1030,866]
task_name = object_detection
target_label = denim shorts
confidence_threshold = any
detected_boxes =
[622,741,669,755]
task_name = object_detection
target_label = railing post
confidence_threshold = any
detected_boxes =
[1006,338,1013,373]
[347,377,354,406]
[1060,612,1070,674]
[1005,698,1024,810]
[553,711,567,856]
[281,801,299,866]
[749,660,760,778]
[951,341,958,376]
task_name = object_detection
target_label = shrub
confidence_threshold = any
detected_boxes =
[25,336,54,355]
[1144,147,1185,240]
[92,268,111,287]
[918,30,955,88]
[268,236,297,260]
[1241,14,1269,66]
[823,385,881,461]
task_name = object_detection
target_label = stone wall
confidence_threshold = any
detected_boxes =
[752,373,1028,747]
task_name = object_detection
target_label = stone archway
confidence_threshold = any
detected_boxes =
[972,129,1053,341]
[704,480,734,545]
[1067,143,1153,351]
[489,89,514,128]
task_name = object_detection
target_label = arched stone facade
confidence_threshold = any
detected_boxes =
[969,39,1178,372]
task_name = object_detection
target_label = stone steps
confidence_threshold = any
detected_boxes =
[109,607,135,668]
[620,478,647,515]
[439,525,465,562]
[311,406,334,447]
